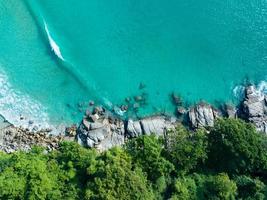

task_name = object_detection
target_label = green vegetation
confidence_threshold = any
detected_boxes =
[1,118,267,199]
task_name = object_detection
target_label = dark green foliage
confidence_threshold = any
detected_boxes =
[0,147,61,200]
[164,125,208,173]
[234,175,266,200]
[85,147,154,200]
[170,176,197,200]
[203,173,237,200]
[208,118,267,174]
[126,135,174,182]
[1,118,267,199]
[126,135,175,199]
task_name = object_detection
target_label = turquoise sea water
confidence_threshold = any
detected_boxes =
[0,0,266,128]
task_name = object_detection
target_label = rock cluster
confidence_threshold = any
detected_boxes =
[0,125,74,153]
[186,85,267,132]
[77,107,177,151]
[77,85,267,151]
[77,108,125,151]
[242,85,267,133]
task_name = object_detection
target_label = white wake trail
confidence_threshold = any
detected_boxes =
[44,21,65,61]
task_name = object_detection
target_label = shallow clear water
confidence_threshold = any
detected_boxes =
[0,0,266,127]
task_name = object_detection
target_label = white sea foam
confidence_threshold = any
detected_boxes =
[233,85,245,100]
[257,81,267,94]
[233,80,267,100]
[0,72,53,131]
[44,21,65,61]
[102,97,126,116]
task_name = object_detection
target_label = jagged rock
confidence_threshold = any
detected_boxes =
[224,104,237,118]
[140,116,176,136]
[243,85,265,117]
[97,134,125,150]
[87,127,108,142]
[188,103,218,128]
[126,119,142,137]
[242,85,267,133]
[82,118,91,130]
[90,121,105,130]
[77,115,125,151]
[244,101,264,117]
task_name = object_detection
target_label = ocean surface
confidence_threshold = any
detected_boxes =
[0,0,267,129]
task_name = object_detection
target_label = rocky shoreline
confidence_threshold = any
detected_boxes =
[0,117,76,153]
[0,84,266,152]
[76,84,267,151]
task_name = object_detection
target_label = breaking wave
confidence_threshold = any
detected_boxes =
[0,72,62,132]
[44,21,65,61]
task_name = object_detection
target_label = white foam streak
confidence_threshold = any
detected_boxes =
[44,21,64,61]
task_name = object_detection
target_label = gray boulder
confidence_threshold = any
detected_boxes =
[243,85,265,117]
[188,103,218,129]
[126,119,142,137]
[140,116,176,136]
[242,85,267,133]
[126,116,177,138]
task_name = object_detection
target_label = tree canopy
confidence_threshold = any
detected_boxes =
[1,118,267,199]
